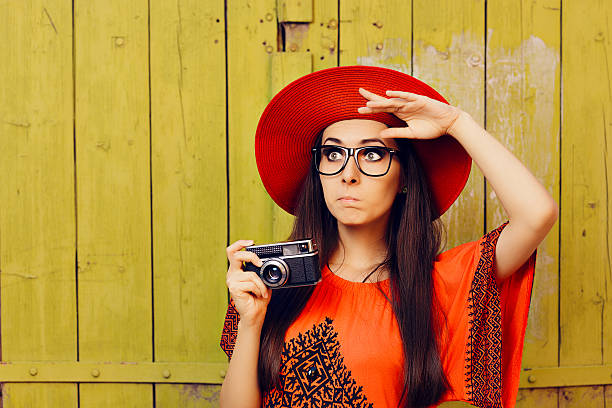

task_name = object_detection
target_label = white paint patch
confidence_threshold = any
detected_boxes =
[413,31,485,120]
[486,31,560,176]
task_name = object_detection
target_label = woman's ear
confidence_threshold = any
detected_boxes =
[397,169,407,194]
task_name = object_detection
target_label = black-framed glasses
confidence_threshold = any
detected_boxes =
[311,145,399,177]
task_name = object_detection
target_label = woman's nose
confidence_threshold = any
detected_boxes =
[341,154,360,184]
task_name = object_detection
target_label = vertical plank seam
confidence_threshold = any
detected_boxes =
[483,0,488,236]
[410,0,413,76]
[73,0,81,404]
[337,0,340,67]
[225,0,231,307]
[558,0,563,372]
[148,0,157,405]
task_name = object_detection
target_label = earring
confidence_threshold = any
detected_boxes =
[400,186,408,194]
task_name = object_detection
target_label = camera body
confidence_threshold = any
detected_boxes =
[243,239,320,289]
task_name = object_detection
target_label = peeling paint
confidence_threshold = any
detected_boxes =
[413,31,485,118]
[486,32,559,172]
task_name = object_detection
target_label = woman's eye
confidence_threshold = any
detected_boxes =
[325,149,343,161]
[364,149,383,161]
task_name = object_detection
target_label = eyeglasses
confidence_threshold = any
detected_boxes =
[311,145,399,177]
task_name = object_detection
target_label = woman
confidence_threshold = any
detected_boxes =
[219,66,557,408]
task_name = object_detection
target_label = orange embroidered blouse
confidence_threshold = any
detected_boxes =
[220,221,537,408]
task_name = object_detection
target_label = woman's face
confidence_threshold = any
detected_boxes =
[318,119,403,227]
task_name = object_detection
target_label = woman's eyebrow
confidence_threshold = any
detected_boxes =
[322,137,386,146]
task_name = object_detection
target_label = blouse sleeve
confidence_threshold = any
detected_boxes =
[433,220,537,408]
[219,298,240,359]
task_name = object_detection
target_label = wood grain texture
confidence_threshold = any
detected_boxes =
[0,0,78,406]
[74,0,152,406]
[413,0,486,250]
[228,0,289,246]
[283,0,337,72]
[559,0,611,405]
[149,0,228,405]
[486,0,561,380]
[339,0,411,72]
[1,0,611,406]
[155,384,219,408]
[412,1,483,402]
[561,0,610,367]
[228,0,335,246]
[516,388,560,408]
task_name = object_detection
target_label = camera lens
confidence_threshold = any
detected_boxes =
[259,259,288,288]
[264,266,282,282]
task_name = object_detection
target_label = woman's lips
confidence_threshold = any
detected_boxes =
[338,196,359,202]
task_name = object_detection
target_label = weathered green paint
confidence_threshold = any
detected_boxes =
[1,0,610,407]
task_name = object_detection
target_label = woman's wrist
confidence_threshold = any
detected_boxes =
[446,109,477,140]
[238,317,265,332]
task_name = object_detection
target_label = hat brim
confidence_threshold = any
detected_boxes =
[255,65,471,218]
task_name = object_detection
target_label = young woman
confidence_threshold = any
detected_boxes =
[219,65,557,408]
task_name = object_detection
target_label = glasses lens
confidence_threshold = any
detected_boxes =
[317,146,347,174]
[357,147,391,175]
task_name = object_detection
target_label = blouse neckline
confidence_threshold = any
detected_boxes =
[321,262,391,290]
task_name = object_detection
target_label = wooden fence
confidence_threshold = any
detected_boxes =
[0,0,610,406]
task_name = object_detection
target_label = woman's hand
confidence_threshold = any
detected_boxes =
[225,240,272,327]
[357,87,463,140]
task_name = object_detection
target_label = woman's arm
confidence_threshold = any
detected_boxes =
[446,111,558,280]
[219,319,264,408]
[357,88,558,281]
[221,240,272,408]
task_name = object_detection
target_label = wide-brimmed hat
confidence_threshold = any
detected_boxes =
[254,65,471,218]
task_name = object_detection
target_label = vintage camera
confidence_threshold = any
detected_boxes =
[243,239,320,289]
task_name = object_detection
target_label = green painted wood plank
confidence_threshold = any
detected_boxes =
[561,0,610,367]
[74,0,152,406]
[412,0,485,250]
[228,0,307,247]
[0,0,78,406]
[559,0,611,405]
[149,0,228,405]
[486,0,560,376]
[340,0,411,72]
[412,2,482,404]
[282,0,337,72]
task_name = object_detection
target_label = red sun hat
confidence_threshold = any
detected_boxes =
[254,65,471,218]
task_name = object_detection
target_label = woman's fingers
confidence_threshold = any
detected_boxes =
[385,90,420,101]
[366,98,416,108]
[231,250,263,269]
[244,271,269,299]
[232,280,266,299]
[231,272,270,299]
[226,240,261,270]
[359,87,421,103]
[358,87,387,101]
[226,240,253,265]
[359,105,406,114]
[226,240,253,254]
[226,253,269,297]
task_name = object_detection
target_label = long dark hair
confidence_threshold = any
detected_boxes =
[257,130,450,407]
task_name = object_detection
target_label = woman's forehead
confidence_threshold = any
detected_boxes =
[322,119,398,148]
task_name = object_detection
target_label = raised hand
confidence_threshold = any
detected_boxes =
[357,87,463,140]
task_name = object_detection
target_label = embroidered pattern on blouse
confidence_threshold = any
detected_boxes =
[263,317,373,408]
[464,221,509,408]
[220,300,239,359]
[220,306,372,407]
